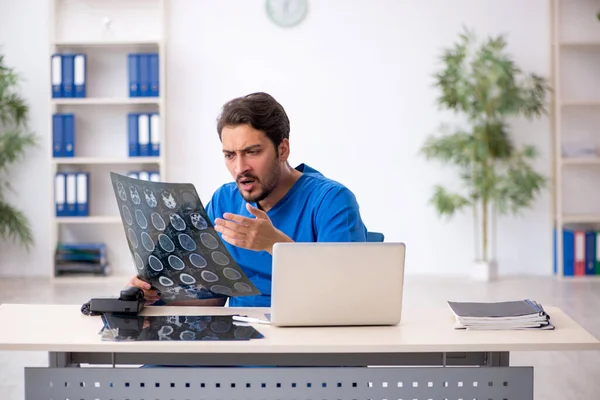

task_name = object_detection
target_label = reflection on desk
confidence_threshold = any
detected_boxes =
[102,314,264,341]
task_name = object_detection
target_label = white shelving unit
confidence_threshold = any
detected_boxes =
[49,0,167,279]
[551,0,600,277]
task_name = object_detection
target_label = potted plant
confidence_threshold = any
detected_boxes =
[421,28,549,280]
[0,54,37,250]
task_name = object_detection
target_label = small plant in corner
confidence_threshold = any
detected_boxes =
[420,27,550,279]
[0,54,37,250]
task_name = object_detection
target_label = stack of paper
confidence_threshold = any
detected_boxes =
[447,299,554,330]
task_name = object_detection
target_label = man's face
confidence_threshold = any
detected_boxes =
[221,124,281,203]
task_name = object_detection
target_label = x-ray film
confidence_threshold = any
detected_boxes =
[110,172,261,303]
[102,314,264,341]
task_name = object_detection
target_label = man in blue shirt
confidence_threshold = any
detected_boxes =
[129,92,367,307]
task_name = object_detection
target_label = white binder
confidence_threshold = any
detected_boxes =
[76,172,88,216]
[149,172,160,182]
[54,173,66,216]
[51,54,62,97]
[138,114,150,156]
[138,171,150,181]
[65,173,77,216]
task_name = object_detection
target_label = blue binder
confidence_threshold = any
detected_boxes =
[61,54,75,98]
[128,113,139,156]
[52,114,63,157]
[128,53,140,97]
[563,229,574,276]
[74,54,86,98]
[149,112,160,156]
[149,53,159,97]
[76,172,89,216]
[138,113,150,156]
[139,54,150,96]
[55,173,67,217]
[65,173,77,216]
[138,171,150,181]
[585,231,596,275]
[63,113,75,157]
[51,54,62,98]
[554,228,575,276]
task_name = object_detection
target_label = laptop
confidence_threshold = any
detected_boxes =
[269,242,406,327]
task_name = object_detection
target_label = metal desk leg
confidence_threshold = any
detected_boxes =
[484,352,510,367]
[49,352,78,368]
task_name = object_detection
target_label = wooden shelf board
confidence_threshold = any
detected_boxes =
[52,157,162,165]
[561,100,600,107]
[562,158,600,165]
[51,274,131,284]
[53,40,160,48]
[52,98,161,105]
[561,215,600,224]
[54,216,122,224]
[558,41,600,48]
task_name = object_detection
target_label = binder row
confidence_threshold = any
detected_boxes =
[128,113,161,157]
[55,172,89,217]
[128,53,160,97]
[52,112,160,158]
[128,170,160,182]
[52,113,75,157]
[51,53,86,98]
[51,52,159,98]
[554,228,600,276]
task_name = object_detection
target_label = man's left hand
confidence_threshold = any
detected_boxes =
[214,203,292,254]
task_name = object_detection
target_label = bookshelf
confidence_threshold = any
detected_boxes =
[49,0,167,280]
[551,0,600,277]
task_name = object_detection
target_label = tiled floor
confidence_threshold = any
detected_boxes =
[0,275,599,399]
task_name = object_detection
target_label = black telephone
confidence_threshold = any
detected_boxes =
[81,286,145,316]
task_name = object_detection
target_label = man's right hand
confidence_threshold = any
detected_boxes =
[128,275,161,305]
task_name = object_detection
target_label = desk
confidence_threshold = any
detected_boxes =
[0,303,598,399]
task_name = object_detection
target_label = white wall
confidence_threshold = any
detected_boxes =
[0,0,52,276]
[0,0,552,277]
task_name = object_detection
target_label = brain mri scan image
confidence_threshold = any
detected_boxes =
[102,314,264,341]
[110,172,260,304]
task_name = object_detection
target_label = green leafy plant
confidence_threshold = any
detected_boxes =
[0,54,37,250]
[421,28,550,263]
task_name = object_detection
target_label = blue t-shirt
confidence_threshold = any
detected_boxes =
[205,163,367,307]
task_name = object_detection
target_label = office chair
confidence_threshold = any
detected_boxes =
[367,231,385,242]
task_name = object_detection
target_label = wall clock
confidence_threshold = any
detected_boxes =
[266,0,308,28]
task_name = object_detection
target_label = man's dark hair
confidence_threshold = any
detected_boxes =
[216,92,290,150]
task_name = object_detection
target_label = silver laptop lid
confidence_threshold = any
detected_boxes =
[270,242,406,327]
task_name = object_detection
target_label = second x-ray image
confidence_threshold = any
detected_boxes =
[102,314,264,341]
[110,172,261,303]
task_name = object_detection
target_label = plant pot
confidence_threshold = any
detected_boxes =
[471,260,498,281]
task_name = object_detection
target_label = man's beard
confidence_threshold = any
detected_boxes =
[237,161,280,203]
